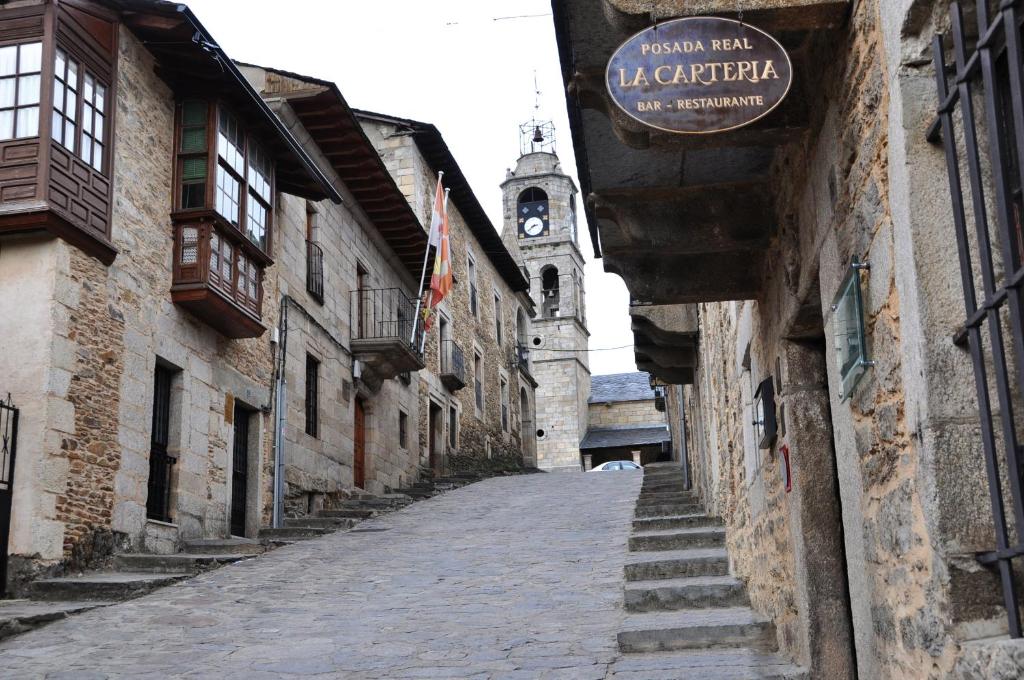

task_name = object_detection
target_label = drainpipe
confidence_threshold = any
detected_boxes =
[272,300,290,528]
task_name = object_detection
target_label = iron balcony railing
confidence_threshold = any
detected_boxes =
[351,287,422,352]
[306,240,324,304]
[440,339,466,386]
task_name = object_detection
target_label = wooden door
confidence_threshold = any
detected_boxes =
[353,399,366,488]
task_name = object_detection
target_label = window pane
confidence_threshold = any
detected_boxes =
[95,84,105,114]
[210,233,221,272]
[51,109,62,144]
[181,227,198,265]
[19,43,41,73]
[17,75,39,106]
[182,157,207,181]
[92,142,102,171]
[81,136,91,164]
[94,113,104,139]
[216,165,240,225]
[55,49,65,78]
[0,110,13,140]
[66,91,76,121]
[82,104,92,133]
[67,61,77,89]
[83,74,93,103]
[221,238,232,280]
[16,106,38,137]
[181,127,205,153]
[246,194,267,249]
[181,182,205,209]
[64,120,75,149]
[0,77,14,108]
[0,47,16,76]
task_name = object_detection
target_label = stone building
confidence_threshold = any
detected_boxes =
[554,0,1024,677]
[580,371,670,469]
[355,111,538,475]
[0,0,535,595]
[502,134,591,472]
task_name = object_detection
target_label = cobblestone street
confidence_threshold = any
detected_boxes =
[0,473,640,678]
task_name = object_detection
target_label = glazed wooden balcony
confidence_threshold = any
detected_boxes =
[351,287,425,379]
[171,213,268,339]
[440,339,466,392]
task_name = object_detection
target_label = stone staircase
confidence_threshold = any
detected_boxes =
[610,462,807,679]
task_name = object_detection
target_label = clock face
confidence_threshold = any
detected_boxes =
[524,216,544,236]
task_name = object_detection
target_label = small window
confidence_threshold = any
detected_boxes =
[0,42,42,141]
[305,354,320,438]
[399,410,408,449]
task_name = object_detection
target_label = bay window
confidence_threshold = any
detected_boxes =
[50,47,108,174]
[0,42,41,140]
[170,99,276,338]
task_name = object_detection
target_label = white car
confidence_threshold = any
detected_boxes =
[590,460,642,471]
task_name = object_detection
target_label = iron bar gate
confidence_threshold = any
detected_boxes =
[931,0,1024,638]
[0,394,19,596]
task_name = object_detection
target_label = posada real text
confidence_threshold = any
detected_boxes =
[606,17,793,134]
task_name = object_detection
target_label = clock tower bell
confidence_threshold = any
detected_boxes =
[502,120,590,472]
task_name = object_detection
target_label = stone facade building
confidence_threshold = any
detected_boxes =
[0,0,534,594]
[355,111,538,474]
[503,144,591,472]
[555,0,1024,677]
[580,372,670,469]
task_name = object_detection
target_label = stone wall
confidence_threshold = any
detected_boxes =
[360,118,535,474]
[685,1,1024,677]
[587,399,663,428]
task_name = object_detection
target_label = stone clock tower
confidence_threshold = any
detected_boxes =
[502,121,590,472]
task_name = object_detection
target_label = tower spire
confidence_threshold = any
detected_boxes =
[520,71,556,155]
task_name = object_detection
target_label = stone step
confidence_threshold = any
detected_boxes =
[607,648,807,679]
[112,552,258,574]
[637,494,701,507]
[625,548,729,581]
[393,488,435,499]
[618,607,776,653]
[317,509,374,519]
[339,498,409,510]
[29,572,188,602]
[635,503,703,518]
[284,517,356,530]
[633,515,723,532]
[0,600,117,641]
[258,526,332,540]
[629,527,726,552]
[624,575,749,612]
[641,483,689,494]
[182,537,262,555]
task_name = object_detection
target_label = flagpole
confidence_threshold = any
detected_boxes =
[411,172,443,345]
[420,188,451,355]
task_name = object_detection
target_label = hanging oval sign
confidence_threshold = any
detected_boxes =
[606,17,793,135]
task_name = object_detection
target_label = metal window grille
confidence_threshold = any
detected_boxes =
[399,411,408,449]
[306,240,324,304]
[146,366,176,522]
[0,393,19,595]
[440,339,466,383]
[305,355,319,438]
[931,0,1024,638]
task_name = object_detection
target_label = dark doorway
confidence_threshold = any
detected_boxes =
[0,395,19,595]
[147,365,176,523]
[354,399,366,489]
[230,404,252,537]
[429,401,443,476]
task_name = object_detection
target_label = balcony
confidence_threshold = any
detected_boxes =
[351,288,425,382]
[171,217,267,339]
[440,339,466,392]
[306,240,324,304]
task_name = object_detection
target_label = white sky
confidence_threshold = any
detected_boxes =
[184,0,636,375]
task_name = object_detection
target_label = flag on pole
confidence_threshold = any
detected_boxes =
[421,182,452,333]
